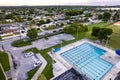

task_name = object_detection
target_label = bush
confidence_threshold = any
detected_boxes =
[12,40,32,47]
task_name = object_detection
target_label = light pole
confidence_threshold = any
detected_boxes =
[60,34,62,48]
[76,27,78,40]
[105,35,110,47]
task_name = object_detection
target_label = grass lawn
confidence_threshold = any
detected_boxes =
[86,22,120,50]
[26,66,40,80]
[8,78,12,80]
[11,40,32,47]
[0,66,6,80]
[0,51,10,71]
[23,48,40,54]
[38,74,47,80]
[87,22,111,28]
[107,25,120,49]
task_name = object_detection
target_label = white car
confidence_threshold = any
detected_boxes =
[34,61,41,67]
[24,51,34,57]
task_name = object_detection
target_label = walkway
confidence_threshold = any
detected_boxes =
[31,54,47,80]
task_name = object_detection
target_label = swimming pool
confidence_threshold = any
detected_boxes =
[60,43,113,80]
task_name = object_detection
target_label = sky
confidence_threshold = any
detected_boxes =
[0,0,120,6]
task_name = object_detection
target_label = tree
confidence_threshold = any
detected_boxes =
[112,12,119,21]
[84,17,89,22]
[102,12,111,22]
[1,10,5,14]
[98,28,112,40]
[60,22,64,27]
[97,14,103,20]
[91,27,101,37]
[65,10,83,16]
[63,23,88,34]
[14,17,24,22]
[46,19,51,23]
[65,16,71,20]
[5,14,14,19]
[91,27,112,41]
[27,29,38,40]
[85,13,92,17]
[27,17,33,21]
[37,19,45,26]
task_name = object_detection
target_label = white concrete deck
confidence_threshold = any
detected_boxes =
[48,52,72,80]
[51,39,120,80]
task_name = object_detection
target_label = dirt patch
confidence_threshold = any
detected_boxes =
[114,21,120,26]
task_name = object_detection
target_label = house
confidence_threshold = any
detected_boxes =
[0,24,20,37]
[5,19,14,22]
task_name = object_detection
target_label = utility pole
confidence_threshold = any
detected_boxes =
[61,40,62,48]
[105,35,110,47]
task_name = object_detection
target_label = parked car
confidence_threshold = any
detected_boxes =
[34,60,41,67]
[24,51,34,57]
[53,30,57,33]
[59,29,62,32]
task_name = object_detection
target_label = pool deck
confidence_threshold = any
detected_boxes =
[48,52,72,80]
[50,39,120,80]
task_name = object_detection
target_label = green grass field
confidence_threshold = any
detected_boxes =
[26,66,40,80]
[107,25,120,49]
[0,66,6,80]
[0,51,10,71]
[23,48,40,54]
[85,22,120,49]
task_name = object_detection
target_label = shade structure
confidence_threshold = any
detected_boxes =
[116,50,120,56]
[53,48,61,53]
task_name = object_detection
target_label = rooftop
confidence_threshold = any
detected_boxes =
[53,68,87,80]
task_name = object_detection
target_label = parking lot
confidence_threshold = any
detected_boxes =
[32,33,74,50]
[0,33,74,80]
[16,53,40,80]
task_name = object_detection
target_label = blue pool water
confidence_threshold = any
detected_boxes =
[60,43,113,80]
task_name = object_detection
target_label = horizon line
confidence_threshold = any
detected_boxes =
[0,4,120,7]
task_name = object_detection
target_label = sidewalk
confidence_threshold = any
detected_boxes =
[31,53,47,80]
[6,51,17,80]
